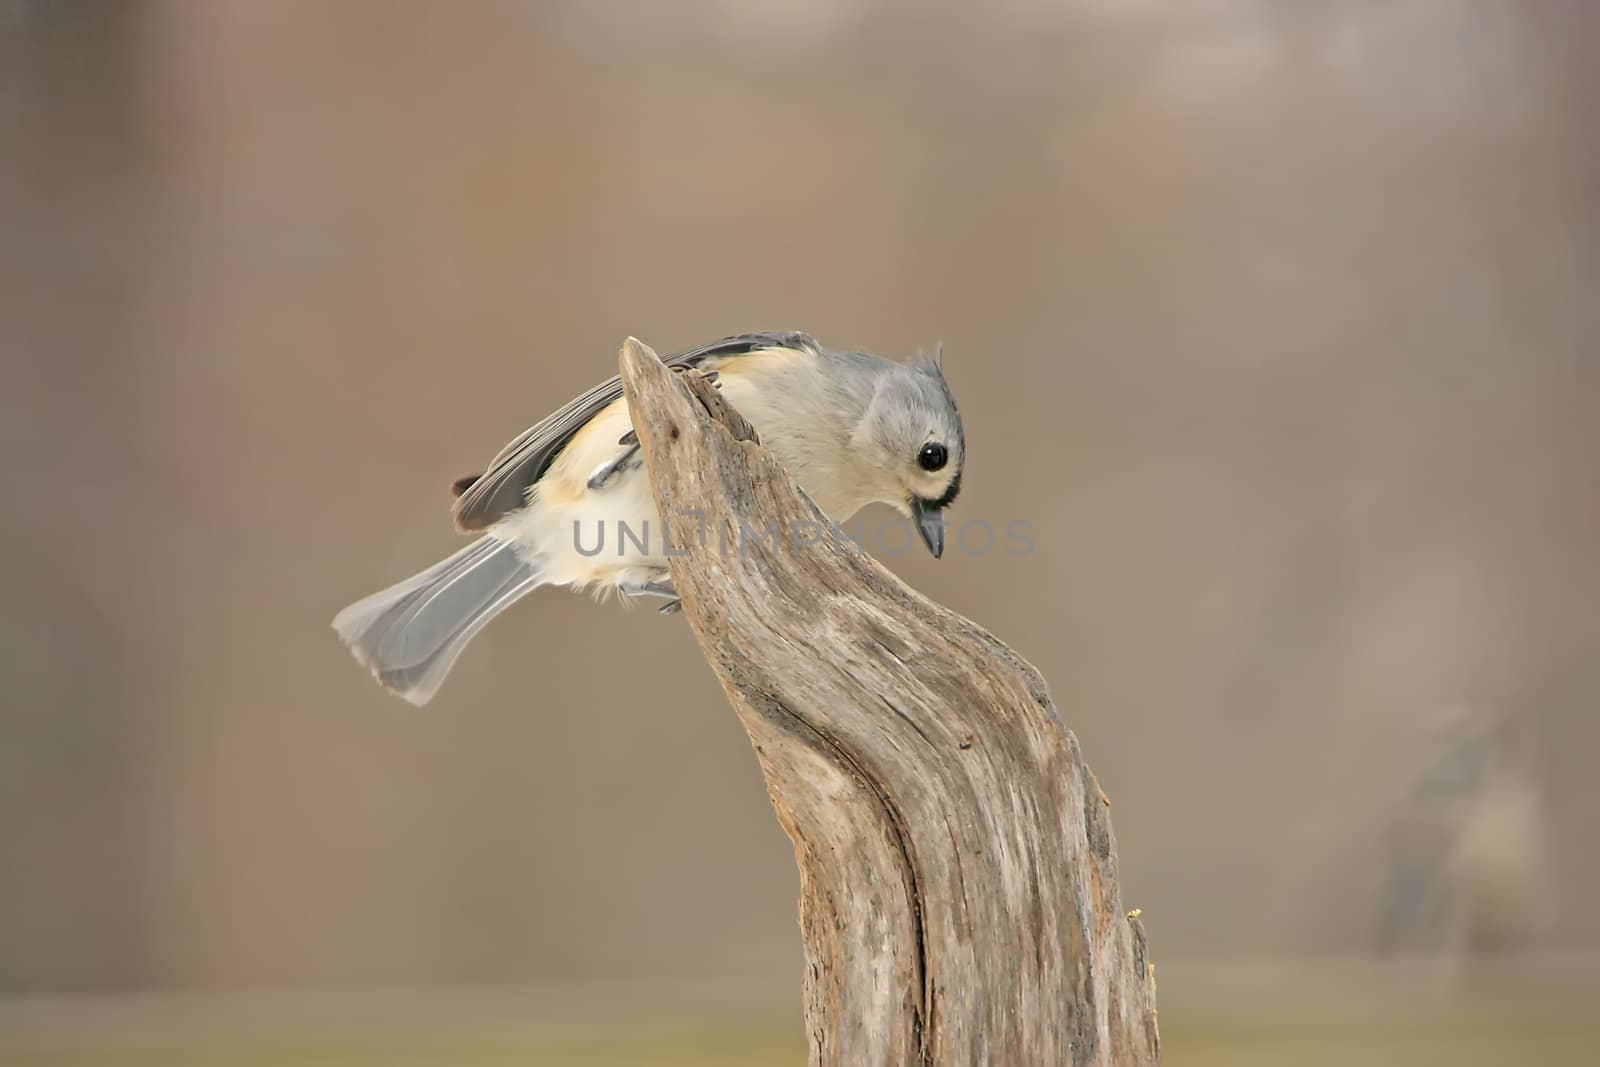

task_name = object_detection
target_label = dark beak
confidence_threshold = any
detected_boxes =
[911,499,945,558]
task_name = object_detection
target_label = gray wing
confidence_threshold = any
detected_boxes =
[452,331,817,532]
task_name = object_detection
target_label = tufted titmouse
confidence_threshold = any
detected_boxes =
[333,331,964,705]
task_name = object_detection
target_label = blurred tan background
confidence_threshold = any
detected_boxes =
[3,0,1597,1063]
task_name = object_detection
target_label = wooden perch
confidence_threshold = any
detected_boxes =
[618,338,1160,1066]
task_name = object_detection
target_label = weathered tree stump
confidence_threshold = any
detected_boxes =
[619,338,1159,1066]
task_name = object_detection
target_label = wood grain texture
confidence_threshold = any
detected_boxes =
[618,338,1160,1066]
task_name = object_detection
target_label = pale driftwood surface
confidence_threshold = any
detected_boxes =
[618,338,1160,1066]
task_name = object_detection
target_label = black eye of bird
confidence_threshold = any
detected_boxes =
[917,442,948,472]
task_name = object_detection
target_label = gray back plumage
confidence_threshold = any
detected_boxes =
[452,331,820,531]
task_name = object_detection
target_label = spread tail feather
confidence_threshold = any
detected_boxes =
[332,536,543,706]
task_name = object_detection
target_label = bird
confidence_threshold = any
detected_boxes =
[332,331,965,706]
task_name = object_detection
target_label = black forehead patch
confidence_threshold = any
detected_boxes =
[929,468,962,510]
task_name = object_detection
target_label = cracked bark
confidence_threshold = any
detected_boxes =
[619,338,1160,1066]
